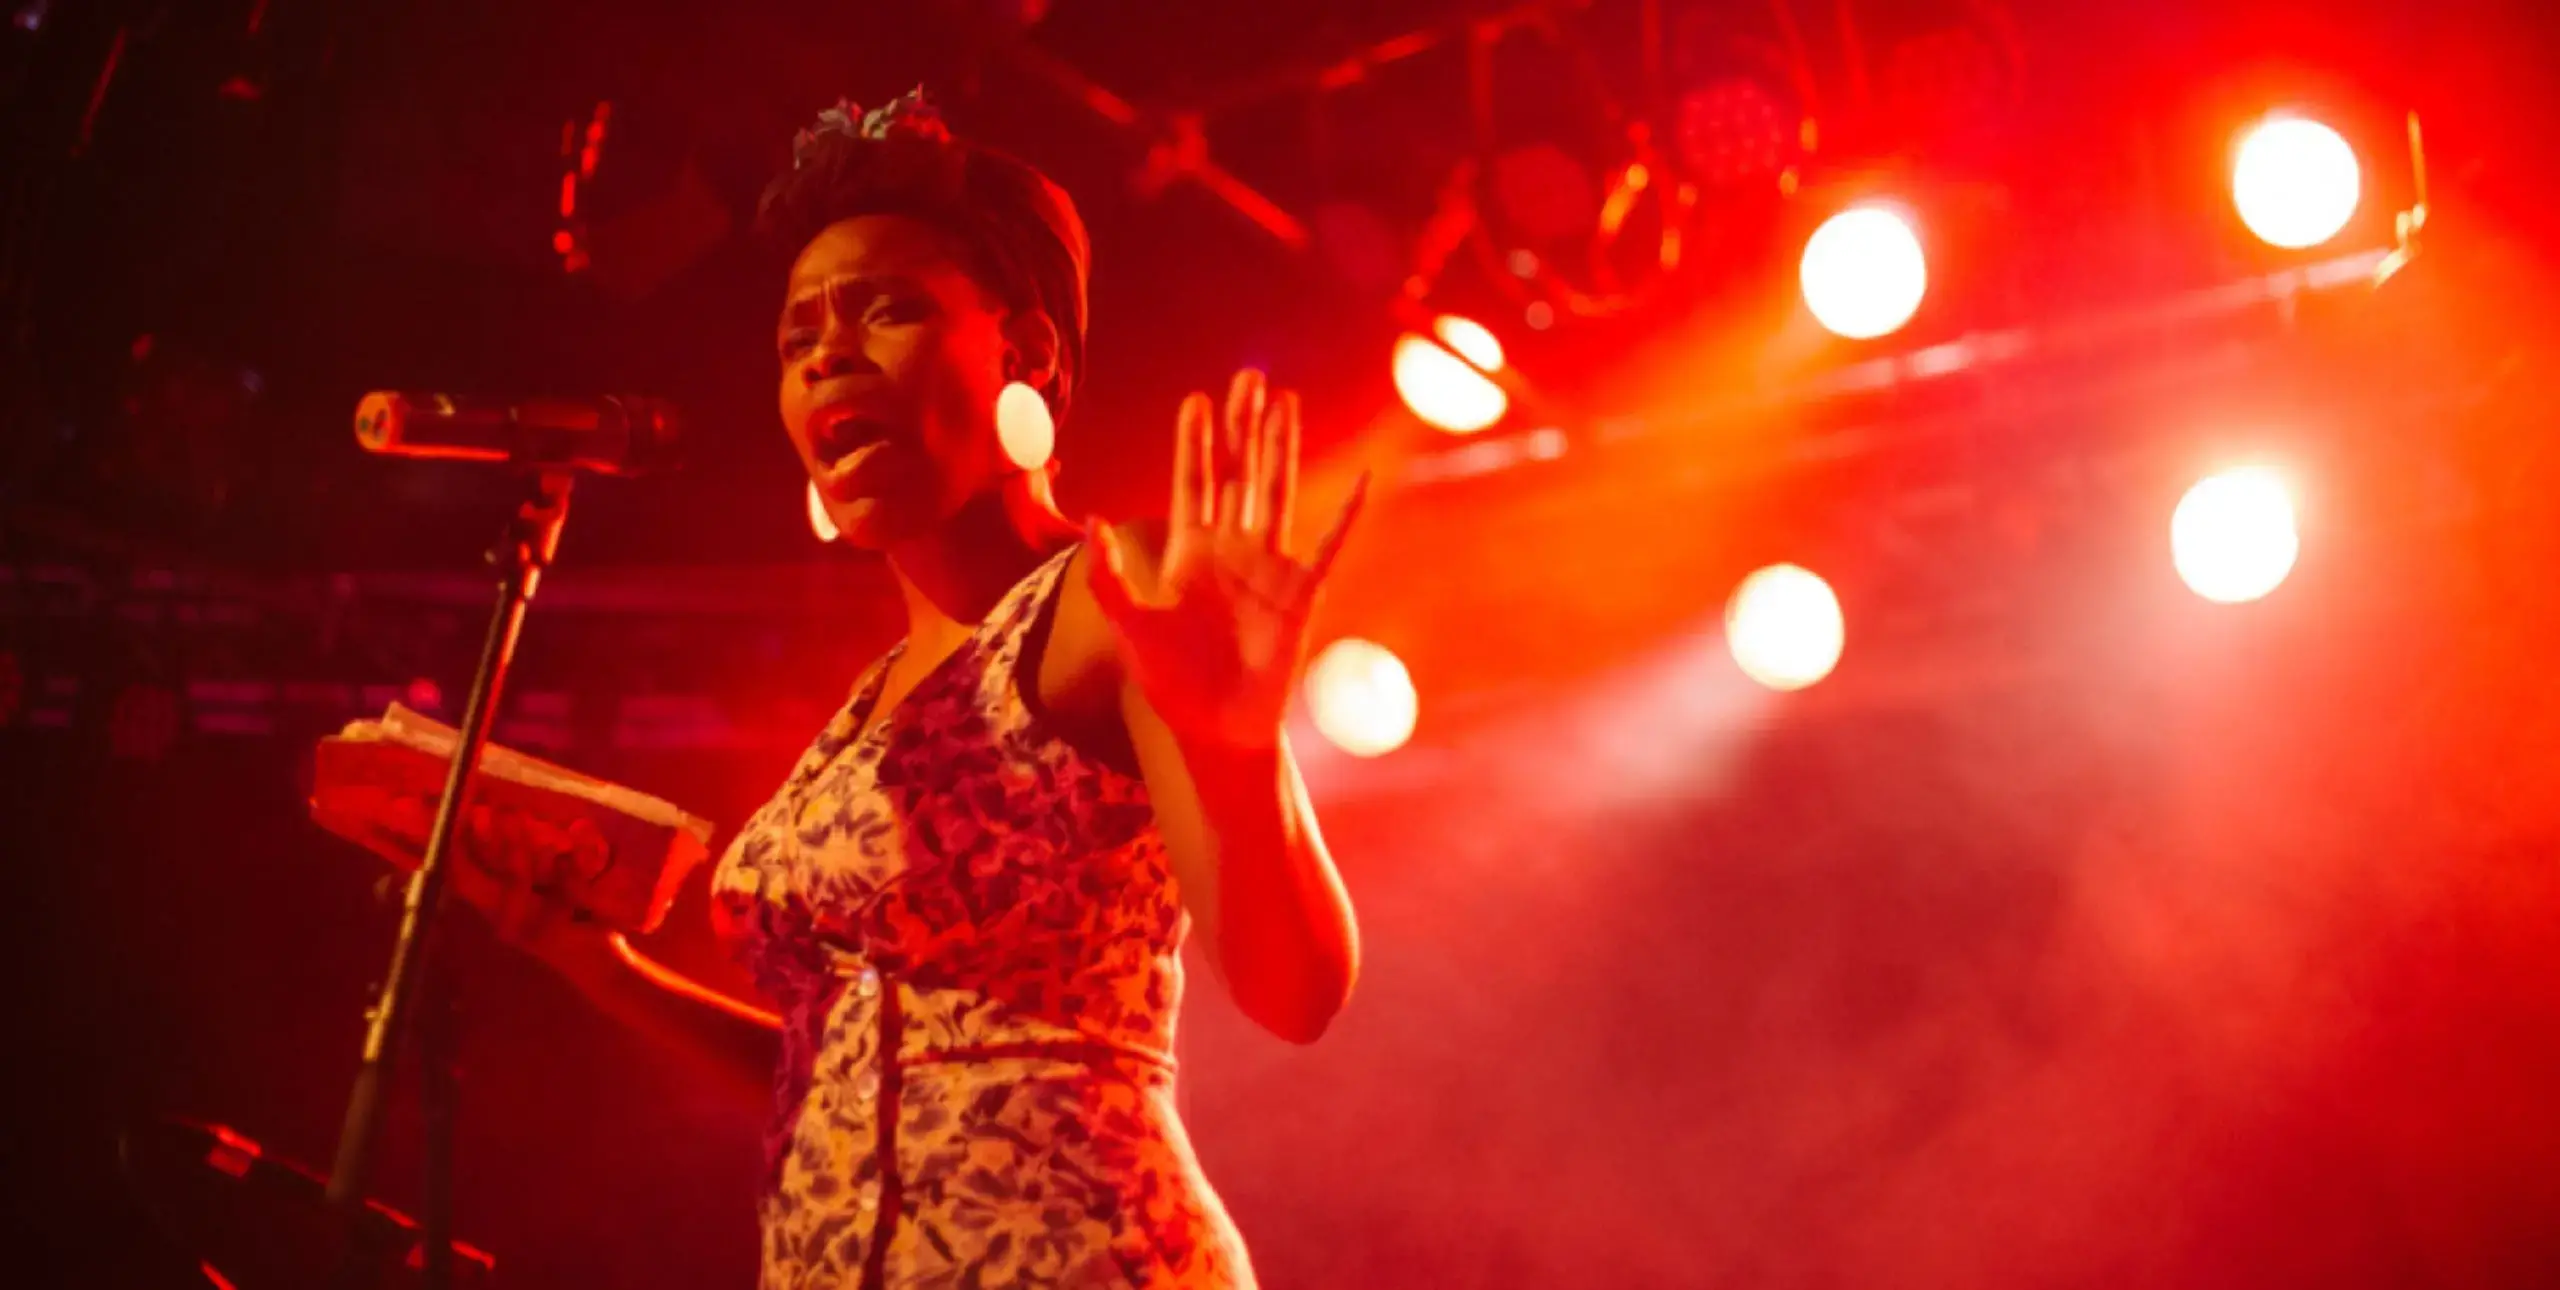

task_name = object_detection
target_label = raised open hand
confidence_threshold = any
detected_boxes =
[1086,369,1366,749]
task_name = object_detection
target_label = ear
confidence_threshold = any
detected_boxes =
[1000,308,1062,393]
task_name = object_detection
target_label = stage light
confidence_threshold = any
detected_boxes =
[1881,23,2018,136]
[1800,205,1927,340]
[1392,315,1508,435]
[1305,638,1416,757]
[2232,115,2360,249]
[807,479,839,542]
[2172,466,2298,603]
[1676,76,1796,190]
[404,676,444,713]
[1725,564,1844,691]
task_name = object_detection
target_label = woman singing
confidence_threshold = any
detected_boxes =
[708,89,1363,1288]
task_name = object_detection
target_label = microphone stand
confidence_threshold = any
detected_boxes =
[323,469,575,1289]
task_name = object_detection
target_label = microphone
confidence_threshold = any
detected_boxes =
[353,392,684,476]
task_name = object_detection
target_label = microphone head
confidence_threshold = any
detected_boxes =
[351,390,414,454]
[351,392,684,476]
[597,395,686,477]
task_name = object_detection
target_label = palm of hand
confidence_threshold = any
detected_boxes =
[1088,370,1367,749]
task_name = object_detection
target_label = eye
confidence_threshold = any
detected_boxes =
[778,329,818,360]
[869,295,933,326]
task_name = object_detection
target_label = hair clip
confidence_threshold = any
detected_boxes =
[792,86,952,168]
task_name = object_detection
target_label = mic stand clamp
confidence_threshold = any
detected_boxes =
[323,470,575,1289]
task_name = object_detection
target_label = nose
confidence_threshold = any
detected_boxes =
[799,344,869,388]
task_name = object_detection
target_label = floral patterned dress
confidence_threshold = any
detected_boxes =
[712,546,1255,1290]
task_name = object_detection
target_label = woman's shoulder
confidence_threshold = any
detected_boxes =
[1029,518,1164,718]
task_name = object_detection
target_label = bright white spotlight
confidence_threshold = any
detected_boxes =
[807,479,839,542]
[2172,466,2299,603]
[1304,637,1417,757]
[1725,564,1845,691]
[1392,315,1508,434]
[1799,205,1927,340]
[2232,115,2360,249]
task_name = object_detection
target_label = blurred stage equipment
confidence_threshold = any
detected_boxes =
[554,99,613,275]
[949,0,2010,439]
[1873,0,2024,141]
[322,388,679,1288]
[946,0,2441,489]
[1670,2,1819,194]
[120,1117,497,1289]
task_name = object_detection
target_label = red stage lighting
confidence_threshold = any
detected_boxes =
[2172,466,2299,603]
[2232,115,2360,250]
[1305,638,1417,757]
[1725,564,1844,691]
[1392,315,1508,435]
[1676,76,1796,190]
[1799,205,1927,340]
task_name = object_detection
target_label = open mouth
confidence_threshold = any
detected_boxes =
[809,405,894,469]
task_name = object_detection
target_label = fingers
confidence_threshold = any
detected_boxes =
[1222,369,1266,533]
[1170,393,1202,528]
[1224,369,1267,461]
[496,871,558,945]
[1192,370,1309,544]
[1263,391,1299,553]
[1240,389,1265,532]
[1174,393,1215,528]
[1306,469,1371,583]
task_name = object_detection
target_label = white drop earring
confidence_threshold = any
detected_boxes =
[806,478,840,542]
[995,380,1054,472]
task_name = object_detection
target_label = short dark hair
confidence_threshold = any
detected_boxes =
[756,114,1090,426]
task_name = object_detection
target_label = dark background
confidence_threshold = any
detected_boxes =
[8,1,2560,1286]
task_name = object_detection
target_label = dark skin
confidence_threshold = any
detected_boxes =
[484,213,1360,1055]
[781,213,1362,1043]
